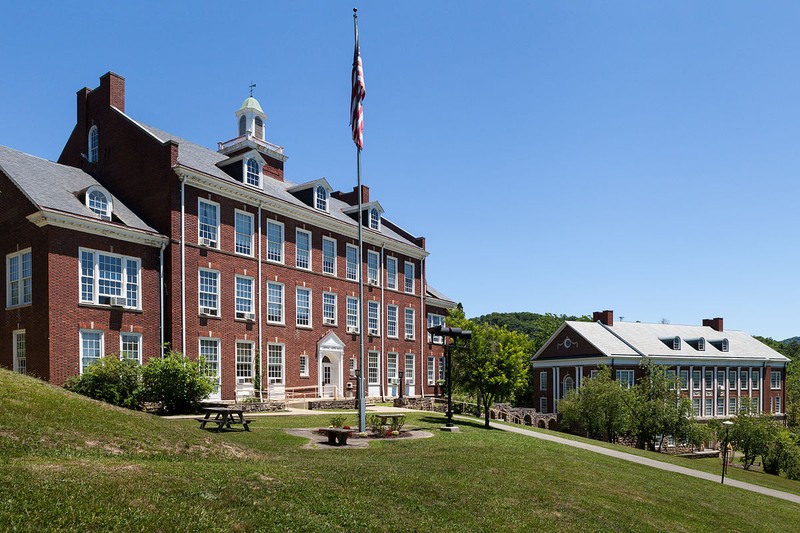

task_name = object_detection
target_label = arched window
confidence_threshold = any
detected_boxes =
[238,116,247,136]
[86,187,112,220]
[672,336,681,350]
[254,116,264,140]
[563,376,574,398]
[88,126,99,163]
[315,186,328,211]
[369,208,380,230]
[245,159,260,186]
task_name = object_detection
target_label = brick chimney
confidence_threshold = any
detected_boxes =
[98,72,126,113]
[593,310,613,326]
[331,185,369,206]
[702,317,724,332]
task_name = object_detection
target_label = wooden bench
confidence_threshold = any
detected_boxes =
[319,427,353,445]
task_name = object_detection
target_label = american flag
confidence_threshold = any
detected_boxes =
[350,20,366,150]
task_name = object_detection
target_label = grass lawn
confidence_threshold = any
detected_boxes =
[1,370,798,531]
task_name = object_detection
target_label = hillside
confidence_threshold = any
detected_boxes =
[1,369,799,531]
[472,311,591,349]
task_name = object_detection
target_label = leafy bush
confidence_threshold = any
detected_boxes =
[138,351,214,414]
[64,356,141,410]
[329,415,347,428]
[389,415,406,432]
[763,429,800,477]
[367,414,383,435]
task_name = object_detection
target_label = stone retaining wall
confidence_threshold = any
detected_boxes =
[234,401,287,412]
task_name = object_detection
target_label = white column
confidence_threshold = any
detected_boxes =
[701,365,706,416]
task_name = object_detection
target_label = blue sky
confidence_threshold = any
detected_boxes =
[2,2,799,339]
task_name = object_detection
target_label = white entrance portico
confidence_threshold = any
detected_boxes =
[318,332,345,398]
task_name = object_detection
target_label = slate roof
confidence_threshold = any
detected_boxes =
[119,109,422,249]
[0,145,158,233]
[426,285,456,306]
[539,320,789,363]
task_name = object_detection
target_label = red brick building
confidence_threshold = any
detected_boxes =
[1,71,455,401]
[532,310,789,419]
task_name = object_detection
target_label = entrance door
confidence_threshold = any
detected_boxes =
[321,356,333,397]
[404,353,415,397]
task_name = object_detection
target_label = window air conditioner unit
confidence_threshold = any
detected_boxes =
[346,326,359,334]
[100,214,112,222]
[109,296,127,308]
[433,336,444,345]
[368,328,378,336]
[323,318,335,325]
[200,238,216,248]
[236,311,255,321]
[405,333,414,340]
[368,279,379,286]
[201,307,217,317]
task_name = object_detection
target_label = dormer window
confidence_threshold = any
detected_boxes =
[721,338,729,352]
[369,208,380,230]
[86,186,112,221]
[315,186,328,211]
[672,336,681,350]
[245,158,260,187]
[238,116,247,136]
[88,126,98,163]
[697,337,705,351]
[254,117,264,140]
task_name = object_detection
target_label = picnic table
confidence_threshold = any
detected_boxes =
[196,407,253,432]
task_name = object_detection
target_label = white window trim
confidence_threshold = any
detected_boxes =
[387,304,399,339]
[295,228,312,271]
[120,332,143,364]
[322,236,337,276]
[267,281,285,325]
[404,353,415,385]
[267,343,285,384]
[299,354,310,377]
[266,220,285,264]
[198,198,221,249]
[234,275,255,318]
[369,207,381,231]
[244,158,262,188]
[296,286,312,328]
[6,248,32,308]
[404,307,415,340]
[322,291,337,326]
[12,329,26,374]
[198,268,220,317]
[771,370,781,390]
[427,356,435,385]
[86,185,113,221]
[346,296,359,331]
[80,329,105,374]
[234,209,255,257]
[346,244,359,281]
[78,248,142,310]
[367,300,380,336]
[199,337,222,394]
[235,340,255,385]
[315,186,329,212]
[539,371,547,391]
[367,250,380,285]
[404,261,415,294]
[88,125,98,163]
[368,350,380,385]
[386,256,398,290]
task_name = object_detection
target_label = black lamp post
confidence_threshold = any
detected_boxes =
[721,420,734,484]
[428,325,471,431]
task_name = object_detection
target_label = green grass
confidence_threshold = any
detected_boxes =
[1,370,799,531]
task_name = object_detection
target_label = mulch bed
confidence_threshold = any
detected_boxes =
[285,428,434,450]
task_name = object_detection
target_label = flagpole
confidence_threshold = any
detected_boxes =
[353,8,367,434]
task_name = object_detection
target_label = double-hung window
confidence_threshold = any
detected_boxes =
[267,282,284,324]
[427,313,445,343]
[299,355,309,377]
[404,262,415,294]
[346,297,359,331]
[692,370,701,391]
[80,249,141,308]
[235,210,254,256]
[771,370,781,390]
[704,371,713,391]
[367,250,379,284]
[120,333,142,364]
[315,186,328,211]
[539,371,547,391]
[245,158,260,187]
[296,229,311,270]
[616,369,634,389]
[751,370,759,390]
[322,237,336,275]
[236,341,254,384]
[404,308,415,340]
[198,269,220,316]
[386,256,397,289]
[12,330,26,374]
[368,351,379,385]
[235,276,254,319]
[199,338,221,396]
[322,292,337,325]
[405,354,415,386]
[296,287,311,328]
[728,369,737,389]
[346,244,359,281]
[80,329,104,373]
[6,249,32,307]
[427,356,435,385]
[387,305,398,338]
[268,344,284,384]
[198,199,219,248]
[367,300,379,336]
[267,221,284,263]
[679,370,689,390]
[740,369,748,390]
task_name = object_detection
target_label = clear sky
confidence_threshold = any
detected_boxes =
[1,2,799,339]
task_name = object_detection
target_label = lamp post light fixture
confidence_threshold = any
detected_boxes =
[721,420,734,484]
[427,325,472,432]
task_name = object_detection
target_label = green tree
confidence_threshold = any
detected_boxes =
[64,356,141,410]
[624,360,692,451]
[139,351,214,414]
[763,428,800,477]
[448,308,530,428]
[730,399,778,470]
[558,366,629,442]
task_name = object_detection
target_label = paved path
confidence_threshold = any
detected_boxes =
[468,417,800,505]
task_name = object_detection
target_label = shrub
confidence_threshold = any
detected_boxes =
[138,351,214,414]
[65,356,140,410]
[329,415,347,428]
[368,414,383,435]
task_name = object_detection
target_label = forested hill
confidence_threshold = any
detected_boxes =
[754,335,800,361]
[471,312,591,351]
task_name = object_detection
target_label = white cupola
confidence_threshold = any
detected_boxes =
[235,96,267,141]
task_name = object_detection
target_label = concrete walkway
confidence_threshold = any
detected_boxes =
[469,417,800,505]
